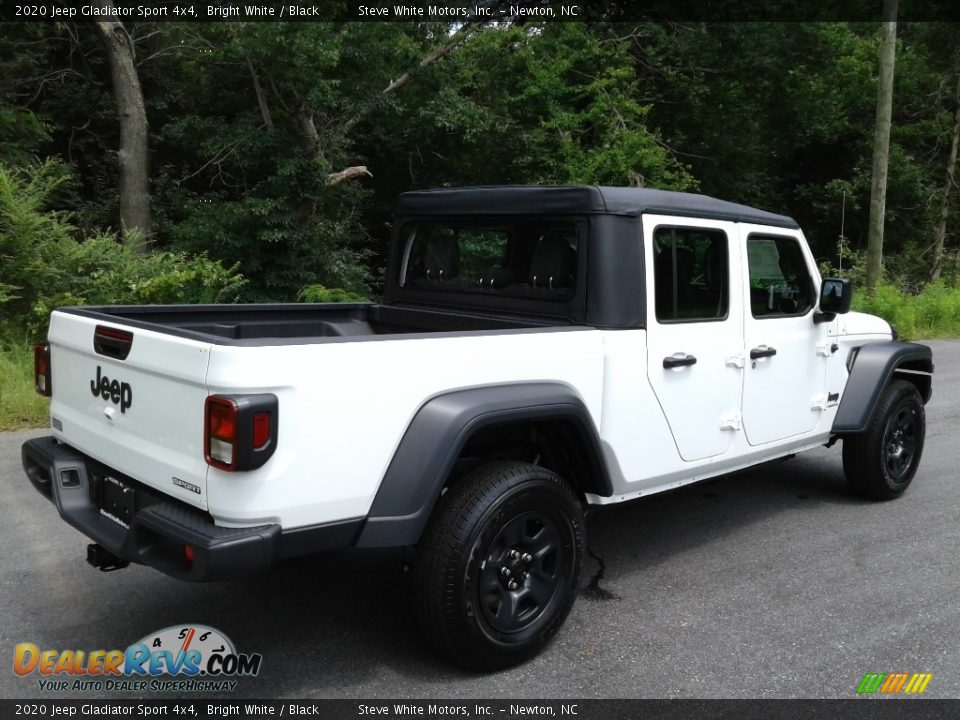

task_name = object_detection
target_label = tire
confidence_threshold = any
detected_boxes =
[415,461,584,670]
[843,379,926,501]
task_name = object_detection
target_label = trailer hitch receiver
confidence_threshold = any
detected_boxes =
[86,543,129,572]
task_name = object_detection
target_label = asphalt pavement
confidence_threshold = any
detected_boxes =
[2,340,958,699]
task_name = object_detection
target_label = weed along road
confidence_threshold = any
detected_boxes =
[2,340,958,699]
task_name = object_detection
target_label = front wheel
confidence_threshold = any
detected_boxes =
[415,461,584,670]
[843,379,926,500]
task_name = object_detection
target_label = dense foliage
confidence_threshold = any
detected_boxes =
[0,161,244,338]
[1,20,959,329]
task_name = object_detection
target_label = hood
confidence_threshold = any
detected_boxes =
[837,310,893,337]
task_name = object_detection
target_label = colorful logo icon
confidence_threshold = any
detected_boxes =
[13,624,261,678]
[857,672,932,695]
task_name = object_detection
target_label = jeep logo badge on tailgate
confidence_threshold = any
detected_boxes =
[90,365,133,413]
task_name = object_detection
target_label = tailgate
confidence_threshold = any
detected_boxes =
[47,310,212,510]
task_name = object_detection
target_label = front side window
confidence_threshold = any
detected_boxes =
[747,236,814,317]
[653,227,729,322]
[399,221,579,301]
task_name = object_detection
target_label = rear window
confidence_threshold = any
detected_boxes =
[398,221,579,301]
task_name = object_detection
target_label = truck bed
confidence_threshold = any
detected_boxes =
[58,302,565,344]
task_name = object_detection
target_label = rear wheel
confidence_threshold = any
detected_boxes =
[415,461,583,670]
[843,380,925,500]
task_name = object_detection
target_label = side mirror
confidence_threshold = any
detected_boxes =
[814,278,852,322]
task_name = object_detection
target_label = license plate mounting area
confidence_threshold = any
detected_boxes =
[99,475,135,528]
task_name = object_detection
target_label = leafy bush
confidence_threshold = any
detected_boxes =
[27,234,246,335]
[157,139,371,302]
[853,282,960,339]
[298,284,369,303]
[0,159,74,317]
[818,244,867,292]
[0,161,245,340]
[819,246,960,338]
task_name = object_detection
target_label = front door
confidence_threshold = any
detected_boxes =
[644,216,744,462]
[739,225,829,445]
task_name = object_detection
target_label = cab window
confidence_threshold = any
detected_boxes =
[653,227,729,322]
[747,236,814,317]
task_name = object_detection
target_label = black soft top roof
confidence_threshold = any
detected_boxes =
[395,185,799,230]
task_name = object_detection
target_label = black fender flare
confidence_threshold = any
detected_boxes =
[356,383,612,548]
[832,341,933,434]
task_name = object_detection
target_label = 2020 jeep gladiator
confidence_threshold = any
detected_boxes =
[22,186,933,669]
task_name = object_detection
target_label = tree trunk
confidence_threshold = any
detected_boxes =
[296,101,322,160]
[865,0,898,291]
[247,57,274,133]
[94,0,150,247]
[930,69,960,282]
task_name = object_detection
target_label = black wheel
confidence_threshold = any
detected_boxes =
[843,380,926,500]
[415,461,584,670]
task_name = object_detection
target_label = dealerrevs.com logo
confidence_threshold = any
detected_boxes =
[857,672,933,695]
[13,624,261,693]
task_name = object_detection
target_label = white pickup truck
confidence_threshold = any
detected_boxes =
[23,186,933,669]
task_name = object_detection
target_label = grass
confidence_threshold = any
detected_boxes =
[854,282,960,340]
[0,342,48,430]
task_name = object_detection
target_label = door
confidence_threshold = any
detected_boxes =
[739,227,829,445]
[644,216,744,462]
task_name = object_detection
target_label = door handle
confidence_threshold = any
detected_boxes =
[749,346,777,360]
[663,353,698,369]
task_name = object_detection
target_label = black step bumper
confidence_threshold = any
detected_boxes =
[22,436,284,582]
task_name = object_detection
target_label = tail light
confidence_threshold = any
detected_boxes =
[204,394,278,471]
[34,343,51,396]
[206,397,237,469]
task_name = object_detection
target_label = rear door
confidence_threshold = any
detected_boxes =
[644,216,745,462]
[47,311,212,509]
[739,227,829,444]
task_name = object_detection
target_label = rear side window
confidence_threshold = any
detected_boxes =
[747,236,814,317]
[653,227,729,322]
[399,221,579,301]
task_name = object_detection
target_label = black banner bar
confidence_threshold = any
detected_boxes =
[2,0,960,23]
[3,700,960,720]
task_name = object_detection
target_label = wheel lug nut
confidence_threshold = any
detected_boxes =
[500,567,511,577]
[508,580,518,590]
[509,550,520,559]
[521,553,532,563]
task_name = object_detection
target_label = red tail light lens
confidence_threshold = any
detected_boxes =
[209,400,237,442]
[252,412,270,449]
[204,394,278,472]
[34,343,51,397]
[205,396,238,470]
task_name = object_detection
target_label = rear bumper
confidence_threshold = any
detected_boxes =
[21,436,362,581]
